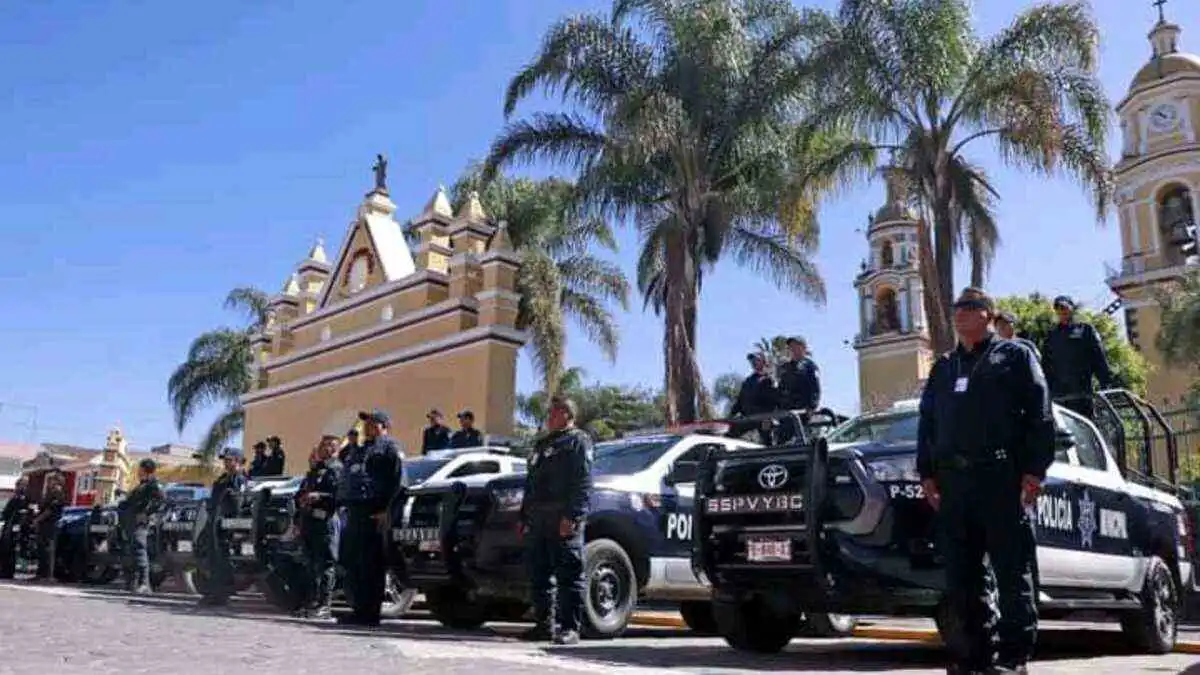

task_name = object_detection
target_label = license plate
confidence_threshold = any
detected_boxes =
[396,527,439,542]
[89,524,110,534]
[746,538,791,563]
[418,540,441,553]
[162,522,191,532]
[239,542,255,557]
[177,541,193,553]
[222,518,253,530]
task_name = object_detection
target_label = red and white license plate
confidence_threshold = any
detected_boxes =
[418,540,441,553]
[746,538,791,563]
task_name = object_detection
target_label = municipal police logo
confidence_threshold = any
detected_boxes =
[988,350,1006,365]
[1077,490,1097,549]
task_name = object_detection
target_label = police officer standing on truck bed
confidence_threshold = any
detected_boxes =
[520,395,593,645]
[422,409,451,455]
[917,288,1055,675]
[449,409,484,449]
[777,336,821,444]
[1043,295,1114,420]
[32,471,67,582]
[198,448,247,607]
[337,409,401,627]
[297,434,343,619]
[730,352,779,445]
[120,458,165,594]
[994,311,1042,361]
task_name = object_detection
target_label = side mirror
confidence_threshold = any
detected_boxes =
[665,461,700,486]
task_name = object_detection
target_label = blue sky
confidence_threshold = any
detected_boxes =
[0,0,1176,450]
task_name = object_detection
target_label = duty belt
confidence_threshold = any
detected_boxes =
[935,450,1013,471]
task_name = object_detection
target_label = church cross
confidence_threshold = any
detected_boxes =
[1153,0,1168,23]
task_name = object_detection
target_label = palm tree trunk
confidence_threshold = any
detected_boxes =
[662,230,700,424]
[969,226,985,288]
[918,216,952,354]
[930,164,957,354]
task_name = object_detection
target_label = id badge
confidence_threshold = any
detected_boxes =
[954,377,969,393]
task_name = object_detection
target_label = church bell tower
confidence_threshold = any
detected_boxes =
[853,165,934,411]
[1106,3,1200,407]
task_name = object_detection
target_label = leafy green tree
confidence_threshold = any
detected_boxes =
[809,0,1112,353]
[166,287,269,461]
[486,0,863,423]
[516,367,666,440]
[1156,271,1200,373]
[711,372,744,416]
[995,293,1147,394]
[448,166,630,397]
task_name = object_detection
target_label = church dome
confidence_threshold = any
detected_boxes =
[1129,19,1198,90]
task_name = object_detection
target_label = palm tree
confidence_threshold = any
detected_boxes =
[449,166,630,397]
[807,0,1111,352]
[485,0,860,423]
[167,287,269,461]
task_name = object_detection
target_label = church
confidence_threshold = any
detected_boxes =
[856,6,1200,411]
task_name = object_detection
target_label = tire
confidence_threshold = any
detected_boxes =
[582,538,638,639]
[261,569,305,613]
[801,613,858,638]
[380,569,418,619]
[934,599,970,662]
[1120,556,1178,654]
[426,586,489,630]
[713,598,800,654]
[679,601,719,635]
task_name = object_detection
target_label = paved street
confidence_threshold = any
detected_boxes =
[0,581,1197,675]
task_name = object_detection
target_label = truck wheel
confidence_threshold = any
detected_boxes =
[801,613,858,637]
[426,586,489,630]
[713,598,799,654]
[582,538,637,639]
[934,599,970,661]
[679,601,718,635]
[262,569,304,612]
[380,570,418,619]
[1120,556,1178,654]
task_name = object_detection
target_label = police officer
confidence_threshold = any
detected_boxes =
[249,441,270,477]
[198,448,247,607]
[0,476,30,579]
[776,337,821,444]
[1043,295,1114,420]
[119,458,165,593]
[339,428,360,463]
[519,396,593,645]
[297,434,343,619]
[422,409,452,455]
[729,353,779,445]
[994,311,1042,361]
[31,471,67,581]
[449,410,484,449]
[917,288,1054,674]
[337,409,401,626]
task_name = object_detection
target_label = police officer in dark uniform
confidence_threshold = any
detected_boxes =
[337,409,401,626]
[297,433,343,619]
[32,471,67,581]
[994,311,1042,361]
[422,409,452,455]
[249,441,270,477]
[519,396,593,645]
[1043,295,1114,420]
[917,288,1055,674]
[0,476,30,579]
[729,353,779,445]
[339,429,360,463]
[449,410,484,449]
[198,448,247,607]
[119,458,165,593]
[777,337,821,443]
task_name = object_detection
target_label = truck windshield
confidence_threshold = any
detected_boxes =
[593,436,681,475]
[404,459,452,485]
[827,412,919,445]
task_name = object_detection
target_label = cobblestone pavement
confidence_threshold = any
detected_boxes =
[0,581,1197,675]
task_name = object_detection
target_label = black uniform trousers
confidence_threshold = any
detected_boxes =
[525,516,585,633]
[35,519,57,579]
[301,515,339,609]
[201,523,236,602]
[0,531,14,579]
[939,463,1038,669]
[121,523,151,588]
[341,504,385,621]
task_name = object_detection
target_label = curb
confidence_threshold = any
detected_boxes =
[630,613,1200,655]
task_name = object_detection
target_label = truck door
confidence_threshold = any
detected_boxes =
[660,443,726,558]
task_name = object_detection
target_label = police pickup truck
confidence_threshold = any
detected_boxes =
[692,390,1198,656]
[393,429,858,638]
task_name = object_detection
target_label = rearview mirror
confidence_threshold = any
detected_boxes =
[1055,429,1077,450]
[665,461,700,486]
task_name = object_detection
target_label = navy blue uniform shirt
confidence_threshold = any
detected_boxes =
[777,357,821,411]
[1043,321,1114,397]
[917,335,1056,481]
[299,458,342,520]
[449,428,484,449]
[522,428,594,525]
[339,435,401,513]
[209,471,247,518]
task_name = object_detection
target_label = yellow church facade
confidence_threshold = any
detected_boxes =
[240,166,527,476]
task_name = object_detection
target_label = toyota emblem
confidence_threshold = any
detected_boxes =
[757,464,789,490]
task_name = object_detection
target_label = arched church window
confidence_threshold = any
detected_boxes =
[880,240,895,267]
[872,286,901,335]
[1158,184,1196,265]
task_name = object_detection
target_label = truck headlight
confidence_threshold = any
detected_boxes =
[492,488,524,512]
[865,454,920,482]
